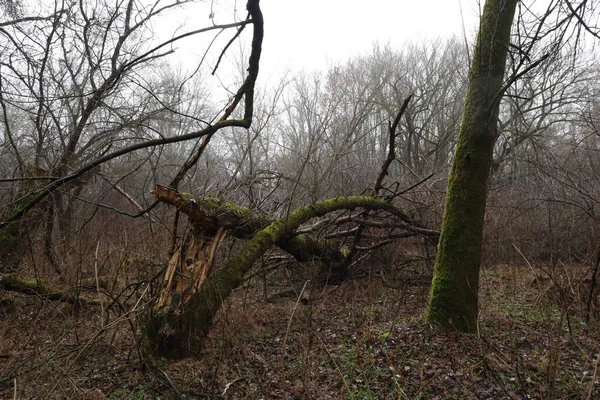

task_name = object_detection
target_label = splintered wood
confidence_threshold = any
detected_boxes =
[156,227,227,309]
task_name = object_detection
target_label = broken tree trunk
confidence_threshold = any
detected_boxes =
[151,186,437,266]
[144,194,419,358]
[154,227,228,311]
[151,185,351,265]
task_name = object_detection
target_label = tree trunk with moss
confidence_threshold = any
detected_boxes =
[0,273,102,305]
[0,166,50,273]
[425,0,518,332]
[0,221,27,274]
[144,195,410,359]
[151,185,349,265]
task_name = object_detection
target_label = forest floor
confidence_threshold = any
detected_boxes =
[1,262,599,399]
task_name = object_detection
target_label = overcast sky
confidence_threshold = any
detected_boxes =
[261,0,480,75]
[159,0,482,85]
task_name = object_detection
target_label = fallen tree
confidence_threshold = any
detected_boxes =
[150,185,353,265]
[143,92,441,359]
[0,274,104,305]
[143,193,433,358]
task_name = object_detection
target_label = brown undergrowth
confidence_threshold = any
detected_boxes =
[1,261,599,399]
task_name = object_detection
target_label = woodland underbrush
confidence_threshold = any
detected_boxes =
[1,180,598,399]
[1,250,599,399]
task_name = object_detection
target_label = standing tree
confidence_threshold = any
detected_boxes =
[426,0,600,331]
[0,0,254,275]
[426,0,519,331]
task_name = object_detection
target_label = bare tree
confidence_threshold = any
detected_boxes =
[0,0,254,274]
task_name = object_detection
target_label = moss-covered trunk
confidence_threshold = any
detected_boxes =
[0,166,49,273]
[150,185,349,266]
[425,0,518,332]
[0,221,27,273]
[144,196,405,358]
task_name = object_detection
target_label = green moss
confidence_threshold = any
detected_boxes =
[144,195,403,358]
[0,227,15,250]
[2,274,49,294]
[177,191,196,202]
[425,0,518,333]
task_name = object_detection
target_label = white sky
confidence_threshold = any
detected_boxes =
[159,0,481,84]
[261,0,480,75]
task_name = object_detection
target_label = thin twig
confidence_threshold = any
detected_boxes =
[94,241,105,324]
[313,328,356,400]
[282,280,310,349]
[587,348,600,400]
[158,368,183,400]
[212,15,250,75]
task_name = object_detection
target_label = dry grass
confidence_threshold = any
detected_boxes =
[1,259,599,400]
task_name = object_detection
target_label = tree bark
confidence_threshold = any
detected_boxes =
[0,221,28,274]
[151,185,351,264]
[0,273,102,305]
[425,0,518,332]
[144,195,413,358]
[0,166,50,273]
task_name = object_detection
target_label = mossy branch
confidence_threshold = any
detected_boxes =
[145,195,417,358]
[151,185,348,264]
[0,274,102,305]
[152,185,438,267]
